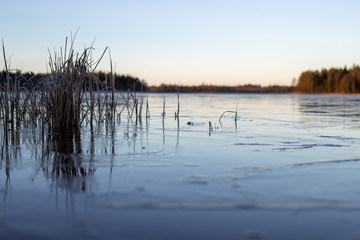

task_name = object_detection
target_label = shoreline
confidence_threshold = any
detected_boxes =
[148,90,360,95]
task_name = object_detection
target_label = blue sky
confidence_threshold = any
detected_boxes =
[1,0,360,86]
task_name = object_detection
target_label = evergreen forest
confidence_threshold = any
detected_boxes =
[295,66,360,93]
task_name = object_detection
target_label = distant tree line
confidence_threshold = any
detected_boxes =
[0,71,148,91]
[150,84,294,93]
[95,71,147,91]
[295,66,360,93]
[0,71,294,93]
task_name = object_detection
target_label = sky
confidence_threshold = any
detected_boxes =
[2,0,360,86]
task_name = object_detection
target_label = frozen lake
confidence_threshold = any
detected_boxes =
[1,93,360,239]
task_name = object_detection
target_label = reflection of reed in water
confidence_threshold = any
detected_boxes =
[1,129,17,209]
[2,143,11,195]
[48,130,95,193]
[1,125,22,194]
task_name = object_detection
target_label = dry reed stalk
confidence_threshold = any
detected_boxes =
[219,99,239,123]
[145,97,150,118]
[219,110,237,122]
[177,85,180,118]
[138,97,144,123]
[138,84,144,119]
[162,98,166,118]
[176,85,180,127]
[109,54,115,121]
[116,90,130,120]
[235,99,239,121]
[1,40,10,133]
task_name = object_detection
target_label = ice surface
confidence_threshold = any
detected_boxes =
[1,93,360,239]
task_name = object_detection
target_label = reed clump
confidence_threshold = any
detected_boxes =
[0,36,117,132]
[1,41,29,140]
[1,34,152,138]
[42,37,109,129]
